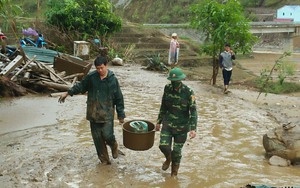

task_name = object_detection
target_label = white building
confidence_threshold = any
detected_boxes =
[276,5,300,22]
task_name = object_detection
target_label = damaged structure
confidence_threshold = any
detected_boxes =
[0,47,92,97]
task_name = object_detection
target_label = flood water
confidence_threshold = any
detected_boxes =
[1,64,300,188]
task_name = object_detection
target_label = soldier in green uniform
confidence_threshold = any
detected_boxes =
[156,67,197,176]
[58,56,125,165]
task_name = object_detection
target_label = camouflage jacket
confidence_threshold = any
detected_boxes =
[68,69,125,123]
[157,83,197,133]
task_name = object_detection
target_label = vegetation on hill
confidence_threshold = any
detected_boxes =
[112,0,300,23]
[2,0,300,23]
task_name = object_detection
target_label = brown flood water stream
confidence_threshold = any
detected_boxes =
[1,61,300,187]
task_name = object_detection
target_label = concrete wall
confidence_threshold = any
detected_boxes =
[158,27,299,53]
[293,35,300,52]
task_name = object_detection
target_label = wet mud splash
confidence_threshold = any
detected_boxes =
[0,65,300,188]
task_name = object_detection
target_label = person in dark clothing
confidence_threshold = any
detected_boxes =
[58,56,125,164]
[219,43,236,94]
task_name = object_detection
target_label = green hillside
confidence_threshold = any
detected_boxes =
[113,0,300,23]
[5,0,300,22]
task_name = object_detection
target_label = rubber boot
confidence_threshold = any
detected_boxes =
[98,134,111,164]
[98,155,111,165]
[162,155,171,171]
[111,142,118,159]
[171,163,180,176]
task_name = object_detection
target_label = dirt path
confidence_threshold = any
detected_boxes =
[0,63,300,188]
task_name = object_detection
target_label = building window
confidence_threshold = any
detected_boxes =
[283,13,285,16]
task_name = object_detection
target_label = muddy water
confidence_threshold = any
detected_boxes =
[1,65,300,188]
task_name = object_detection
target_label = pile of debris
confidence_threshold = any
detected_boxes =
[0,49,92,97]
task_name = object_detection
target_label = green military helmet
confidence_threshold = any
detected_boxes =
[167,67,186,81]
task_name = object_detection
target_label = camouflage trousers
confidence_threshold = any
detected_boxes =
[159,129,188,164]
[90,120,116,160]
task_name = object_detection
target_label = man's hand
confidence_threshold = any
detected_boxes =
[155,124,161,131]
[58,92,68,103]
[189,130,196,139]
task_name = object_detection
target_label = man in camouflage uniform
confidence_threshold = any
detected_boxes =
[59,56,125,165]
[156,67,197,176]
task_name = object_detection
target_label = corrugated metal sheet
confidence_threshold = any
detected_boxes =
[22,46,59,63]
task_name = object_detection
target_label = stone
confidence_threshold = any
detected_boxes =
[111,57,123,66]
[269,155,291,166]
[263,124,300,164]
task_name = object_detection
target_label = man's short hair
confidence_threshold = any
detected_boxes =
[225,43,231,47]
[94,56,108,66]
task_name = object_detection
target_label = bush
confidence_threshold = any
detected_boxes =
[145,53,168,71]
[255,78,300,94]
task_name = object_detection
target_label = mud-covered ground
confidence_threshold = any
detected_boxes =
[0,55,300,188]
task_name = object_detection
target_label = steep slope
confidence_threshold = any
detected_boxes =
[112,22,202,66]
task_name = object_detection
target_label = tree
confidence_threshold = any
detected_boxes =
[0,0,23,32]
[190,0,257,85]
[45,0,122,38]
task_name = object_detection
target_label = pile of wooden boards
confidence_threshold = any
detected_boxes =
[0,53,92,94]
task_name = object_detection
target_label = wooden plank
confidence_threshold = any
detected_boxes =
[35,61,69,84]
[0,55,23,76]
[49,72,59,82]
[37,81,72,91]
[63,73,84,80]
[10,55,36,81]
[71,76,78,85]
[57,71,66,78]
[0,52,10,62]
[33,76,53,82]
[23,72,31,81]
[53,55,92,80]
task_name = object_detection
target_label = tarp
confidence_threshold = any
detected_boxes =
[22,46,59,63]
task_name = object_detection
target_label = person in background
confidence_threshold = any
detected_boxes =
[219,43,235,94]
[155,67,197,177]
[36,33,47,48]
[168,33,180,66]
[58,56,125,165]
[0,32,7,54]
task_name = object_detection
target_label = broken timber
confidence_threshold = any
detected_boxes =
[0,50,92,96]
[10,55,36,81]
[0,55,23,76]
